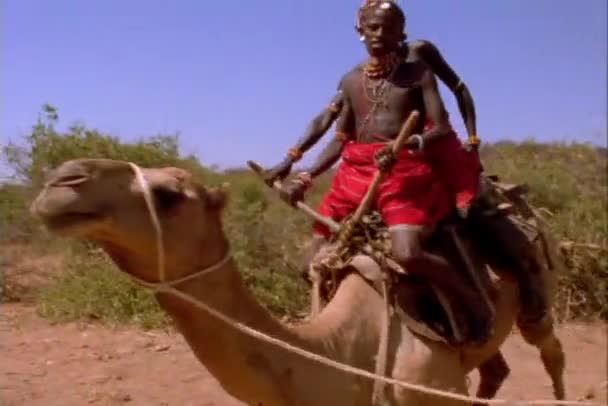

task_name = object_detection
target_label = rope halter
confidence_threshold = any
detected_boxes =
[126,162,232,291]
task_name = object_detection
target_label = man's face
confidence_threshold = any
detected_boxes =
[359,5,403,57]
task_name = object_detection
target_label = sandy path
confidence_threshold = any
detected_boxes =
[1,304,606,405]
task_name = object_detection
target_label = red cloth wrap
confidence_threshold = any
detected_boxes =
[313,141,452,238]
[423,120,482,210]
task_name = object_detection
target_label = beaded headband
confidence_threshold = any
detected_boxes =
[356,0,405,31]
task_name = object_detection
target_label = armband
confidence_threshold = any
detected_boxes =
[467,135,481,146]
[287,147,303,162]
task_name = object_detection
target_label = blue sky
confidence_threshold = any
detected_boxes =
[2,0,607,171]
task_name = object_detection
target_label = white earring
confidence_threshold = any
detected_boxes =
[360,35,365,42]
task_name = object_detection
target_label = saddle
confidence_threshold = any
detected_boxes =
[308,175,554,346]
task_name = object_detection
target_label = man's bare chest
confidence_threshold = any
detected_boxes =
[349,75,423,115]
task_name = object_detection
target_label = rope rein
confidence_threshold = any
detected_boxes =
[125,162,599,406]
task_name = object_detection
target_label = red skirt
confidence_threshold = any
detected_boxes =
[423,120,482,210]
[313,141,452,238]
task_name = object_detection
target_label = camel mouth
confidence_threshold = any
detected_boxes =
[40,211,105,234]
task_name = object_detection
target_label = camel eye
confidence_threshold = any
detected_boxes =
[153,188,184,212]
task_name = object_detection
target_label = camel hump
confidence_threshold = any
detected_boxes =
[347,253,451,343]
[311,238,472,345]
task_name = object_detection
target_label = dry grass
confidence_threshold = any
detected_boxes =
[1,242,65,303]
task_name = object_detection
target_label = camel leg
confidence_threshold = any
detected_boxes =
[473,352,510,406]
[391,371,470,406]
[391,338,471,406]
[517,313,566,400]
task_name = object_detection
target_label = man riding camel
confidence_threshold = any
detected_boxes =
[275,0,493,344]
[265,8,482,217]
[262,0,548,328]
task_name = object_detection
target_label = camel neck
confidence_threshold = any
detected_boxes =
[153,258,313,402]
[144,224,390,405]
[128,236,399,405]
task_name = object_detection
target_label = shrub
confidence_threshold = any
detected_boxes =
[1,105,606,326]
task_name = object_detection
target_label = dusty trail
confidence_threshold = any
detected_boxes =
[1,304,606,406]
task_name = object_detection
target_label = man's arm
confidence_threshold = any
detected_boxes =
[263,90,344,185]
[373,70,451,171]
[279,89,353,206]
[414,40,478,141]
[419,69,452,145]
[294,91,344,154]
[307,90,355,178]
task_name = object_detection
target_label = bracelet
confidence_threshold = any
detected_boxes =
[327,102,340,113]
[467,135,481,146]
[335,131,350,142]
[412,134,424,151]
[287,147,303,162]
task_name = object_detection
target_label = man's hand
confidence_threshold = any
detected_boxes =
[374,135,424,170]
[279,177,308,206]
[374,144,396,171]
[264,158,293,187]
[405,134,425,151]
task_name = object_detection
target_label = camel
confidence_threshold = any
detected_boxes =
[30,158,567,406]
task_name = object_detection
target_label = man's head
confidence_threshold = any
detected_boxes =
[356,1,406,57]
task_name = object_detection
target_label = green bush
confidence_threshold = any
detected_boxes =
[37,244,168,329]
[1,105,606,327]
[0,183,36,242]
[481,141,607,319]
[1,105,313,326]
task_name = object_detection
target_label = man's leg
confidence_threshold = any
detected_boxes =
[300,181,359,281]
[390,225,494,344]
[298,192,351,281]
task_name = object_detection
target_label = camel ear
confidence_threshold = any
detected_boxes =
[205,182,230,210]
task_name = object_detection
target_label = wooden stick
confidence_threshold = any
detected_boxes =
[247,160,404,265]
[248,107,417,237]
[246,160,340,233]
[248,109,419,254]
[343,110,420,236]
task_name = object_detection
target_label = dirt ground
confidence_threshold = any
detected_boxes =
[1,303,606,406]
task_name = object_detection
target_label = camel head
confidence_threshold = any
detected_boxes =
[30,158,230,283]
